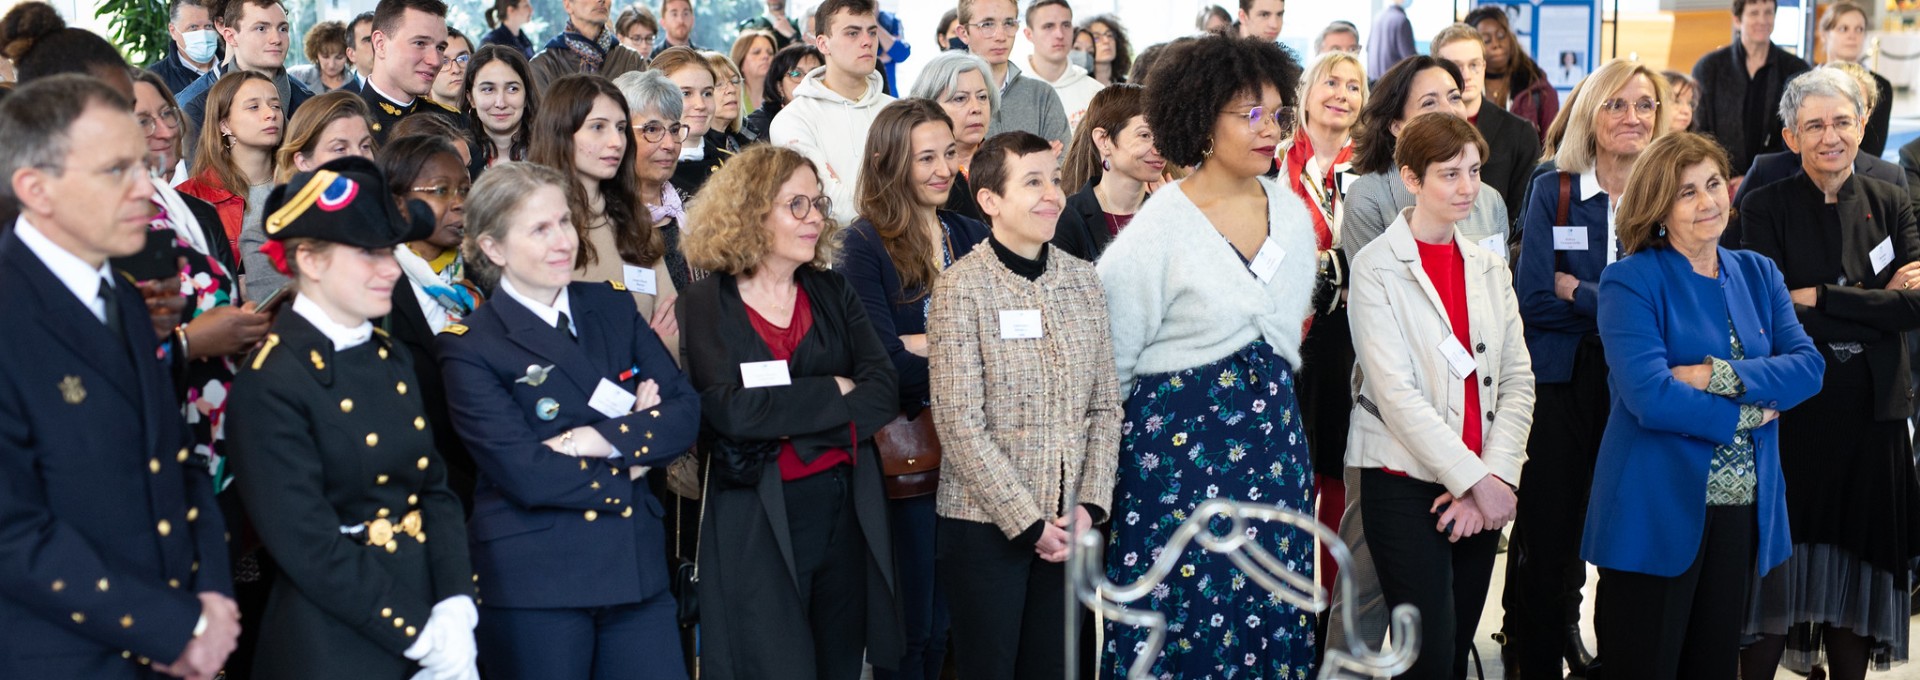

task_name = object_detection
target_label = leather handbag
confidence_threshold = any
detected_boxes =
[671,454,708,628]
[874,409,942,499]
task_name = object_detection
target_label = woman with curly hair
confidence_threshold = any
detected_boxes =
[1080,14,1131,85]
[676,144,902,680]
[1096,34,1319,678]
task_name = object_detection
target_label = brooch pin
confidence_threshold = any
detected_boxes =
[535,398,560,421]
[58,376,85,404]
[516,364,554,387]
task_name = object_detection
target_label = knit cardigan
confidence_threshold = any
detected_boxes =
[1096,176,1318,393]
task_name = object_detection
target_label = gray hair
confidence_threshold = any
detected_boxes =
[909,51,999,113]
[612,70,683,123]
[1315,20,1360,53]
[1778,67,1863,129]
[0,74,132,209]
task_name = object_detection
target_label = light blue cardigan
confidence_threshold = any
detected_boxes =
[1582,246,1823,577]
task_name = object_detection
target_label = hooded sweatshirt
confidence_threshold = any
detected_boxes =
[769,66,895,225]
[986,61,1072,150]
[1028,58,1103,131]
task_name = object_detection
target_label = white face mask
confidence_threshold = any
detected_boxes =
[182,29,221,64]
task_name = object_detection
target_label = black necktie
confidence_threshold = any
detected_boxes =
[556,311,577,342]
[98,277,123,339]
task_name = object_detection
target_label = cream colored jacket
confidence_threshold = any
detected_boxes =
[1345,209,1535,496]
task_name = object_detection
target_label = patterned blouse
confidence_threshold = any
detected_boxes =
[1704,314,1761,506]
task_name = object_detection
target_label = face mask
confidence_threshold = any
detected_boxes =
[1069,51,1093,71]
[182,29,221,64]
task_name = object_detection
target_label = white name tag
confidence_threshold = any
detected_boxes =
[739,360,792,388]
[1340,172,1360,194]
[1250,237,1286,283]
[1552,226,1588,251]
[622,264,659,296]
[588,378,638,418]
[1478,234,1506,256]
[1871,236,1895,275]
[999,309,1043,339]
[1439,335,1478,380]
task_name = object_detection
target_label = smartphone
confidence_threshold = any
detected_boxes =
[253,285,291,313]
[111,230,180,282]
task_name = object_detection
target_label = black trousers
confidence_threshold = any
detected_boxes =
[937,517,1070,680]
[1502,335,1608,678]
[1362,469,1502,680]
[785,466,869,680]
[1596,505,1754,680]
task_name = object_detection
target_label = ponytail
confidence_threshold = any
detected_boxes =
[485,7,499,28]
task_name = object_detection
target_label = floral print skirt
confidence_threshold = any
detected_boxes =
[1103,340,1317,679]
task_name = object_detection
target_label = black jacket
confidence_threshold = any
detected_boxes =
[1051,181,1113,262]
[1901,136,1920,195]
[1727,150,1912,247]
[146,49,211,94]
[1691,42,1810,175]
[840,212,990,413]
[742,103,778,143]
[1475,103,1540,229]
[676,267,903,678]
[1863,70,1893,157]
[1739,171,1920,421]
[669,135,732,199]
[226,311,472,678]
[379,282,477,510]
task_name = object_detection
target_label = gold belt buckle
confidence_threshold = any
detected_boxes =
[364,510,424,549]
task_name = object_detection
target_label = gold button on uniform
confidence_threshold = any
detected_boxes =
[51,579,64,592]
[405,625,417,637]
[417,457,429,470]
[71,612,84,624]
[385,541,399,553]
[186,507,199,522]
[376,474,390,485]
[584,510,598,522]
[396,382,408,395]
[377,508,391,518]
[366,433,380,447]
[148,458,160,474]
[340,399,354,413]
[96,578,108,592]
[381,608,393,617]
[176,448,189,463]
[591,481,601,490]
[156,520,171,537]
[120,615,133,628]
[414,417,426,430]
[621,507,634,518]
[168,579,180,588]
[407,494,418,506]
[393,617,405,628]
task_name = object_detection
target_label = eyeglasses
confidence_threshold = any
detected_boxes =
[969,19,1020,35]
[1224,105,1294,136]
[632,121,691,144]
[410,184,471,200]
[1597,97,1659,118]
[1797,117,1859,138]
[137,106,181,135]
[784,69,807,79]
[447,53,471,67]
[782,194,832,221]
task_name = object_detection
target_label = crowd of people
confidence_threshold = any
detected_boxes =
[0,0,1916,679]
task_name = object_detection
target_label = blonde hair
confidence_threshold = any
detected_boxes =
[273,90,376,183]
[1822,61,1878,111]
[1428,23,1483,54]
[703,50,744,134]
[1553,58,1671,174]
[683,145,843,276]
[461,161,572,291]
[1294,51,1367,135]
[1615,132,1730,255]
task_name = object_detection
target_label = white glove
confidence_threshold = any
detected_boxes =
[403,596,479,680]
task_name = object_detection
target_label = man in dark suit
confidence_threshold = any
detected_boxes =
[0,75,240,680]
[176,0,314,148]
[1434,24,1539,229]
[356,0,462,143]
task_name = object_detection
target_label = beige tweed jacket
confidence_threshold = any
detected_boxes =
[928,243,1123,538]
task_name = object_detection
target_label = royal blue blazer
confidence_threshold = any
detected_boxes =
[436,281,699,609]
[1515,170,1612,383]
[1582,247,1823,577]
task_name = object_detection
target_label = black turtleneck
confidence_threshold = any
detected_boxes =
[989,233,1048,281]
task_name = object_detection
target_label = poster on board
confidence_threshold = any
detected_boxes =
[1537,4,1592,88]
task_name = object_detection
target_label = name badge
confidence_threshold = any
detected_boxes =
[1478,233,1506,256]
[622,264,659,296]
[999,309,1043,339]
[1339,172,1360,194]
[1871,236,1895,275]
[1439,335,1478,380]
[1250,237,1286,283]
[1552,226,1588,251]
[739,360,792,388]
[589,378,638,419]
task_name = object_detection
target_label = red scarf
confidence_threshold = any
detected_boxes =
[1284,132,1352,252]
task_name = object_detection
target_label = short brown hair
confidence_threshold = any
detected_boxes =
[1820,0,1869,32]
[1616,132,1730,255]
[1732,0,1776,17]
[683,145,843,275]
[815,0,877,36]
[650,45,714,81]
[1394,112,1487,180]
[303,20,348,64]
[208,0,284,29]
[616,6,657,39]
[972,130,1053,199]
[1428,23,1482,54]
[372,0,447,37]
[955,0,1012,31]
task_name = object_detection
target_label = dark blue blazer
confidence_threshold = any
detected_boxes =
[839,212,989,413]
[480,25,536,60]
[1582,247,1824,577]
[1515,170,1611,383]
[0,230,232,677]
[436,281,698,609]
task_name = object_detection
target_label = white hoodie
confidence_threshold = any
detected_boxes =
[1028,59,1104,132]
[768,66,895,225]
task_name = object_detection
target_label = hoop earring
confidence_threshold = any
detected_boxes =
[1203,140,1215,160]
[222,133,235,151]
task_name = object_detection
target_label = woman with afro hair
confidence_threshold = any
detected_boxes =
[1094,34,1320,679]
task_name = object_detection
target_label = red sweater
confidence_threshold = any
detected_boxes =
[1416,239,1482,455]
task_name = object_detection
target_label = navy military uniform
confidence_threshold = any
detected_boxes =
[0,219,233,677]
[436,278,698,679]
[224,159,474,678]
[355,79,466,144]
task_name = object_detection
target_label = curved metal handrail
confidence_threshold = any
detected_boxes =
[1067,497,1421,680]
